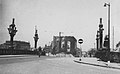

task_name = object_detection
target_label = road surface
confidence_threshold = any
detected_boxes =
[0,55,120,74]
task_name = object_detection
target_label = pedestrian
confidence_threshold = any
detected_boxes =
[38,46,42,57]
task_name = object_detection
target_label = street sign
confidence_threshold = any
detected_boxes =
[78,39,83,44]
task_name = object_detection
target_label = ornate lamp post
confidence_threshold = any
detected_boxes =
[8,18,17,49]
[104,3,110,62]
[96,30,99,50]
[34,26,39,49]
[99,18,104,49]
[96,18,104,50]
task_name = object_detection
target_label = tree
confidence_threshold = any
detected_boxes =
[88,48,97,57]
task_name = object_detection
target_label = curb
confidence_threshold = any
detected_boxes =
[74,60,120,70]
[0,55,37,58]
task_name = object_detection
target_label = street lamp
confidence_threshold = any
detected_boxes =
[104,3,110,62]
[96,30,99,50]
[8,18,17,49]
[58,32,64,53]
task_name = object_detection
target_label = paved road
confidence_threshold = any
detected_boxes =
[0,55,52,65]
[0,56,120,74]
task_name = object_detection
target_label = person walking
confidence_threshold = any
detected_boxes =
[38,46,42,57]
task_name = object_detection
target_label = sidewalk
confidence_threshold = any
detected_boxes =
[74,57,120,70]
[48,53,74,57]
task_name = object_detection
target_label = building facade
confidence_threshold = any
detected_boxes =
[0,41,30,50]
[52,36,77,55]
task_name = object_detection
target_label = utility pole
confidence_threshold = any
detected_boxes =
[112,26,114,51]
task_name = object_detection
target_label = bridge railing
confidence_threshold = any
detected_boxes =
[0,49,37,55]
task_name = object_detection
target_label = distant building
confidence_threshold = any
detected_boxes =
[0,41,30,50]
[43,44,52,53]
[51,36,77,55]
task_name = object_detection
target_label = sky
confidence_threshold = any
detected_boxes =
[1,0,120,51]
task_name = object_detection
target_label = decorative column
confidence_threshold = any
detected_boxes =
[99,18,104,48]
[96,30,99,50]
[34,26,39,49]
[8,18,17,49]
